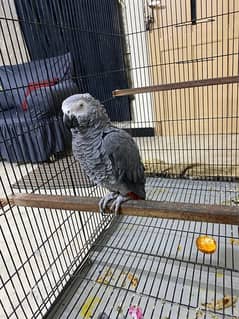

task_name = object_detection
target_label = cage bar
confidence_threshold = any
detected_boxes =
[1,0,239,318]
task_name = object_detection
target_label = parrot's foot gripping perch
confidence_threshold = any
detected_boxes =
[109,194,129,215]
[99,192,129,216]
[99,192,118,215]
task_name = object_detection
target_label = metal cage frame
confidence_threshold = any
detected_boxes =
[1,0,239,318]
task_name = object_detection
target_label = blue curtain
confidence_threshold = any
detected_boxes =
[14,0,131,121]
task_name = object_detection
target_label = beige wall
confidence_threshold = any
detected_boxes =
[149,0,239,135]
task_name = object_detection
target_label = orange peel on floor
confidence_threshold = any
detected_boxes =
[196,235,217,254]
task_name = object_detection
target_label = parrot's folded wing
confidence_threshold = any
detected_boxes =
[102,128,146,199]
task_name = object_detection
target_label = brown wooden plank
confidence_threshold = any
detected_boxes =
[0,197,13,209]
[112,75,239,97]
[0,198,7,208]
[10,193,239,225]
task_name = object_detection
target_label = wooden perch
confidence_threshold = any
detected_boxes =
[4,193,239,225]
[112,75,239,97]
[0,197,13,208]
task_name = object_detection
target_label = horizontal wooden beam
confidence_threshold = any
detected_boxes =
[112,75,239,97]
[0,197,13,208]
[7,193,239,225]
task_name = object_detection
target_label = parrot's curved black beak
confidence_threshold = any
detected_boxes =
[63,114,78,129]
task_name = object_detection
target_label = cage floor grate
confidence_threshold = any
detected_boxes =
[46,215,239,319]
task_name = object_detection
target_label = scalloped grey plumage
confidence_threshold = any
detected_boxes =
[62,93,146,200]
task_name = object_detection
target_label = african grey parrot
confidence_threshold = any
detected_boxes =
[62,93,145,214]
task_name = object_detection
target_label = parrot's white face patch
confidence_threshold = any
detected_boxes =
[62,94,92,118]
[62,93,109,130]
[67,100,87,116]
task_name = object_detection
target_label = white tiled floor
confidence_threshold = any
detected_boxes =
[0,161,36,197]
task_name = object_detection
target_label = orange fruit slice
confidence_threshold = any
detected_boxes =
[196,235,217,254]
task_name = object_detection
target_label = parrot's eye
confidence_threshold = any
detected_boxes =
[79,104,83,108]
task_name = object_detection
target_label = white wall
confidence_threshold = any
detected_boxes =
[122,0,154,128]
[0,0,29,66]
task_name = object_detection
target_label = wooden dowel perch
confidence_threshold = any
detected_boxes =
[5,193,239,225]
[112,75,239,97]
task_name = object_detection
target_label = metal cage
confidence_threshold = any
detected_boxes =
[0,1,239,318]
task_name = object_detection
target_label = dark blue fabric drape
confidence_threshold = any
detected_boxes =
[14,0,131,121]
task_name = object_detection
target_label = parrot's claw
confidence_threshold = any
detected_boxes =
[110,194,129,215]
[99,192,118,215]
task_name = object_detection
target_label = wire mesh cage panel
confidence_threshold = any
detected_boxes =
[46,217,239,319]
[0,0,239,318]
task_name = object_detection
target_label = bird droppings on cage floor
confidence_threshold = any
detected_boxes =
[45,215,239,319]
[230,239,239,246]
[116,305,123,314]
[96,268,139,289]
[201,296,238,311]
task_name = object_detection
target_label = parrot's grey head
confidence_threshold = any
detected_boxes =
[62,93,110,131]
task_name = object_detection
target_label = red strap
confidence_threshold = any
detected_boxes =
[22,78,58,111]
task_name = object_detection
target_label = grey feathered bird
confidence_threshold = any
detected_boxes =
[62,93,145,214]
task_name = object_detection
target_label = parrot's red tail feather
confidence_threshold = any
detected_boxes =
[127,192,144,200]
